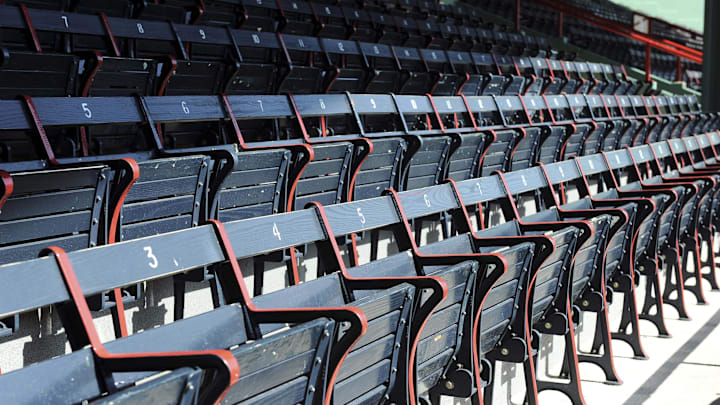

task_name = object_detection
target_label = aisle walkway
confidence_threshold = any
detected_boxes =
[577,288,720,405]
[441,286,720,405]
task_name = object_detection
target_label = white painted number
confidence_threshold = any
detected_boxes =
[357,208,366,224]
[257,99,264,111]
[252,34,260,44]
[144,246,158,269]
[410,99,418,109]
[445,100,452,110]
[424,194,431,207]
[272,223,281,240]
[475,182,483,194]
[199,29,206,39]
[181,101,189,115]
[81,103,92,118]
[61,15,68,29]
[588,160,595,170]
[337,42,345,52]
[559,166,566,178]
[319,99,326,110]
[137,23,144,34]
[370,98,377,109]
[521,175,528,186]
[298,38,305,48]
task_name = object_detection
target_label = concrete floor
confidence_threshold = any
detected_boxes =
[2,222,719,405]
[575,287,720,405]
[438,282,720,405]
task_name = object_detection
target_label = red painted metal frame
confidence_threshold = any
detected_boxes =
[386,186,510,404]
[208,218,368,405]
[78,52,106,156]
[22,95,57,165]
[221,94,315,285]
[444,178,555,404]
[106,158,141,338]
[0,170,12,211]
[99,12,121,57]
[19,4,41,53]
[633,11,703,41]
[309,202,448,405]
[557,12,564,37]
[24,94,142,338]
[645,45,652,82]
[42,246,240,405]
[528,0,702,64]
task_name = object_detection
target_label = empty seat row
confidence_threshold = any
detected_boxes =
[2,131,720,404]
[0,4,652,98]
[479,0,703,90]
[2,92,711,164]
[0,91,715,336]
[0,0,547,52]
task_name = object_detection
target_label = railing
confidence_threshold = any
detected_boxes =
[517,0,703,83]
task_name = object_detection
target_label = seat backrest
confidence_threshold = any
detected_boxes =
[494,54,524,94]
[395,45,434,95]
[276,34,324,93]
[319,38,366,93]
[314,3,349,39]
[0,165,109,265]
[291,94,359,207]
[276,0,316,35]
[430,95,491,181]
[322,187,483,398]
[344,7,375,42]
[0,51,77,99]
[0,305,249,404]
[134,0,196,24]
[237,0,279,31]
[245,207,417,404]
[223,31,279,94]
[359,42,401,93]
[0,214,340,405]
[0,5,64,52]
[475,226,536,355]
[215,148,291,222]
[496,95,540,170]
[499,169,584,327]
[421,49,459,95]
[115,155,211,242]
[392,95,454,190]
[533,95,574,164]
[521,209,580,326]
[79,55,157,98]
[562,95,596,159]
